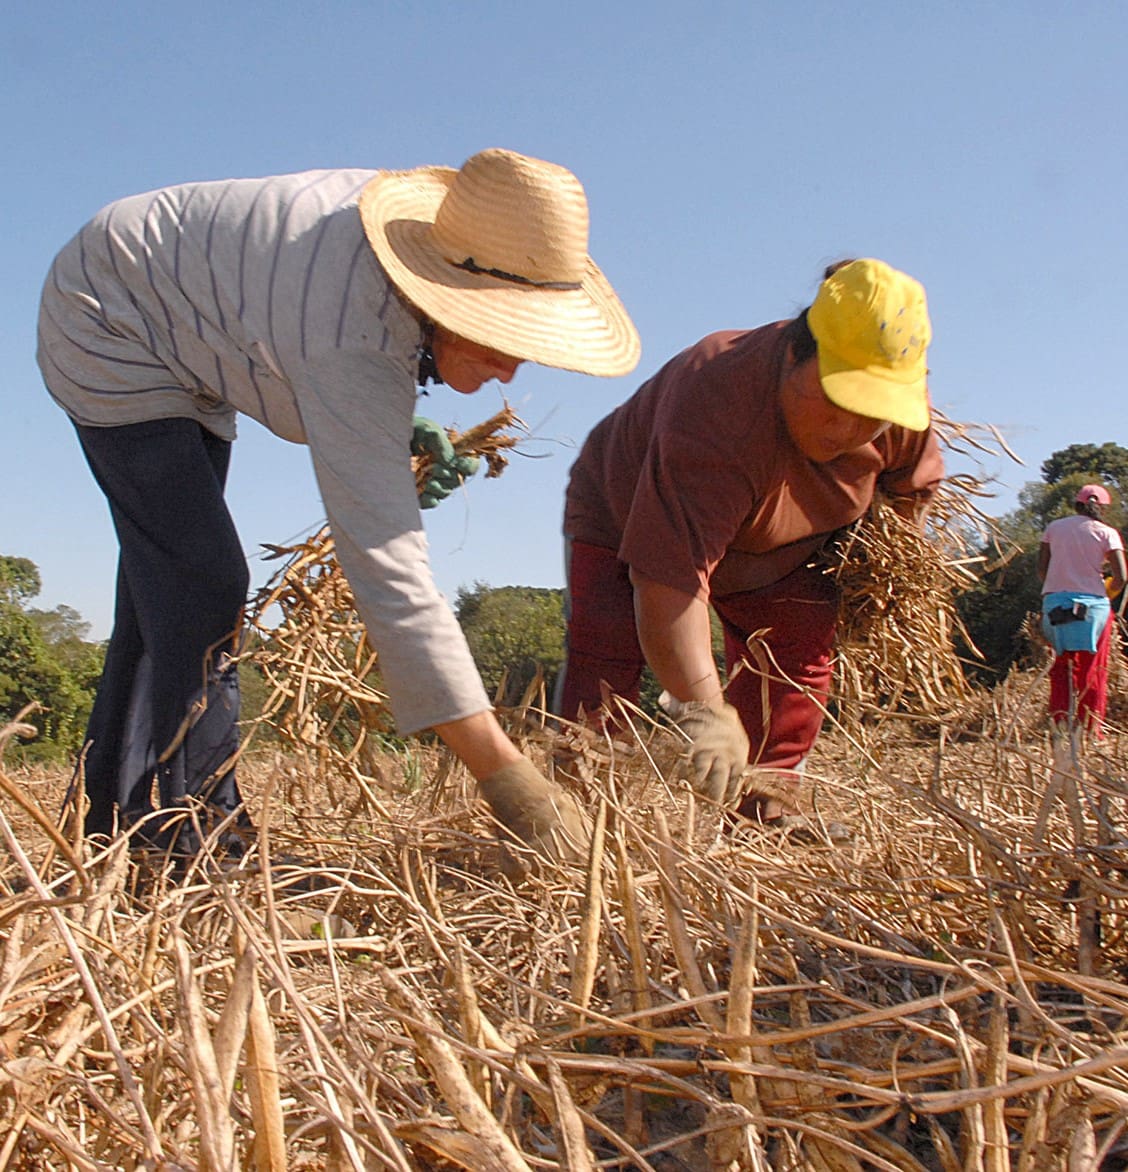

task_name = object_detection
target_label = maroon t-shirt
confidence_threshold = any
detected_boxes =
[564,322,945,600]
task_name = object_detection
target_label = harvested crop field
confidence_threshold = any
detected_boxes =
[2,666,1127,1171]
[3,412,1126,1169]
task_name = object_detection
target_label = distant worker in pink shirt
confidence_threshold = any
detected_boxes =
[555,259,945,833]
[1038,484,1126,736]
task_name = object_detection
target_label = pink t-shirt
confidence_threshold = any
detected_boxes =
[1041,513,1124,596]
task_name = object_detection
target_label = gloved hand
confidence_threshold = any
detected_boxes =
[478,758,590,875]
[661,693,750,805]
[411,417,481,509]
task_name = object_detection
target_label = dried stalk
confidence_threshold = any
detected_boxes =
[2,608,1127,1169]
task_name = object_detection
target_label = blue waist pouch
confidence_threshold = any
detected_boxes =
[1042,592,1109,654]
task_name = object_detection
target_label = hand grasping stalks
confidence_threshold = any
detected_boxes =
[412,404,526,495]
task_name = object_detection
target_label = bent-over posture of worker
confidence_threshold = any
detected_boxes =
[555,259,944,830]
[1038,484,1126,740]
[38,148,639,861]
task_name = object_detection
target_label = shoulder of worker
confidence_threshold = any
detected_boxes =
[670,320,789,368]
[637,322,790,402]
[80,169,378,232]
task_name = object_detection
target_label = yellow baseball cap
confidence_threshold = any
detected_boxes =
[807,258,932,432]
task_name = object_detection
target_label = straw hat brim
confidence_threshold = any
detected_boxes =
[358,167,640,378]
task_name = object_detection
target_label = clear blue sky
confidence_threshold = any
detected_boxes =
[4,1,1127,640]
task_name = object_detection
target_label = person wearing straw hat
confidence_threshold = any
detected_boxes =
[38,147,638,864]
[555,259,944,834]
[1038,484,1126,742]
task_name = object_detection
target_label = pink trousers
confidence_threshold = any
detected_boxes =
[1049,612,1114,735]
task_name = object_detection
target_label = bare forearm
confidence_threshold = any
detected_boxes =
[630,571,722,705]
[431,709,522,780]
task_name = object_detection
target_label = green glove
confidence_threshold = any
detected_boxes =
[411,417,481,509]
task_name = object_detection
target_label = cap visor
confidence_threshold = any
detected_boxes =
[818,353,931,432]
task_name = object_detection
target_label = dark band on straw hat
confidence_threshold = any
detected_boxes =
[453,256,582,291]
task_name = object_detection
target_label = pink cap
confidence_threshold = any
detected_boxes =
[1075,483,1111,507]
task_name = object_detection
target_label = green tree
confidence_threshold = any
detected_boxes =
[455,582,566,706]
[1040,443,1128,503]
[0,556,42,606]
[0,555,104,761]
[454,581,727,714]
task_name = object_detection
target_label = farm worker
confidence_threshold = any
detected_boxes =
[1038,484,1126,738]
[37,148,639,860]
[555,259,944,829]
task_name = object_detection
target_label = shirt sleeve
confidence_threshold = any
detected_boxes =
[290,345,491,734]
[618,387,759,600]
[876,425,945,508]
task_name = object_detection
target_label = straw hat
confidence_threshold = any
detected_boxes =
[358,148,640,378]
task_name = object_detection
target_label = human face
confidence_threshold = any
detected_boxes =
[780,357,891,463]
[431,326,523,394]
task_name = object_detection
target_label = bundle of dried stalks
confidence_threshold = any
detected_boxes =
[242,406,525,807]
[2,677,1126,1170]
[829,413,1023,729]
[9,407,1122,1168]
[830,498,977,728]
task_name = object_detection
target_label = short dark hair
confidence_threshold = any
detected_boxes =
[783,258,857,363]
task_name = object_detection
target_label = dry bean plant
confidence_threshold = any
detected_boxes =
[1,409,1126,1171]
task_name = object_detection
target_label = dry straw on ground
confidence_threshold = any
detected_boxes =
[2,696,1126,1170]
[2,411,1126,1169]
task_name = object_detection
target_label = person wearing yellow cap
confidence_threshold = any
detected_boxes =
[37,148,638,866]
[555,259,944,834]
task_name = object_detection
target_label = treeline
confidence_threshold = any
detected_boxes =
[0,556,104,761]
[3,442,1125,762]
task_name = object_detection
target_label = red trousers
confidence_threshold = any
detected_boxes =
[1049,612,1114,735]
[555,541,838,801]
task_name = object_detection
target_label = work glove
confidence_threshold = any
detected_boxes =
[411,417,481,509]
[478,758,590,876]
[660,693,750,806]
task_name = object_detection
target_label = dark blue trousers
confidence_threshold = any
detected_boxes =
[74,418,250,844]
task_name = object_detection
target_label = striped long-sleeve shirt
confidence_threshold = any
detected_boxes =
[37,169,491,733]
